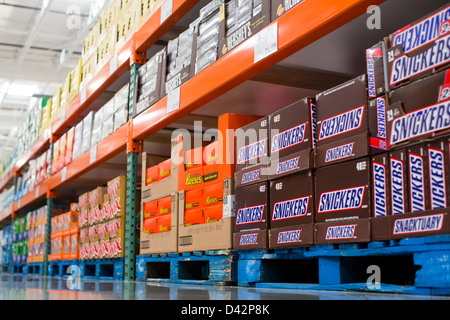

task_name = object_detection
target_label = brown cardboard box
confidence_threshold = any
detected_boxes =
[389,148,409,215]
[269,224,314,248]
[315,158,371,223]
[315,75,369,168]
[140,193,179,254]
[407,143,429,213]
[315,218,371,245]
[387,70,450,149]
[371,152,390,217]
[141,136,179,201]
[268,97,316,176]
[89,187,107,210]
[218,0,271,58]
[178,178,235,252]
[271,0,304,21]
[427,137,450,210]
[371,208,450,241]
[107,175,127,219]
[387,4,450,91]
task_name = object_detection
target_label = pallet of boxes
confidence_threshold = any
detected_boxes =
[140,114,261,254]
[367,4,450,241]
[78,175,127,260]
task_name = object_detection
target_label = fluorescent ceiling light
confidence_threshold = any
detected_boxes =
[8,83,38,97]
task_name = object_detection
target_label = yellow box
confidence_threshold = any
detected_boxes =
[117,2,139,49]
[83,21,101,59]
[50,87,61,122]
[101,1,117,34]
[81,49,98,87]
[116,0,134,20]
[68,58,82,104]
[97,24,117,68]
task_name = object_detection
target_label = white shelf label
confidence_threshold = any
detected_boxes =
[80,87,87,105]
[60,108,66,123]
[254,22,278,64]
[61,167,67,182]
[90,144,97,164]
[110,55,118,75]
[161,0,173,24]
[167,86,180,114]
[223,195,236,218]
[35,186,40,199]
[18,198,21,208]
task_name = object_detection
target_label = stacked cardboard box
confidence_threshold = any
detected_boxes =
[133,49,166,118]
[26,207,47,263]
[218,0,271,58]
[49,204,79,261]
[193,0,223,75]
[79,175,127,260]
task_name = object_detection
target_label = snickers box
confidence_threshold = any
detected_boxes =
[427,137,450,210]
[268,97,316,178]
[407,143,430,212]
[315,75,369,168]
[389,148,409,215]
[387,69,450,149]
[366,40,388,99]
[235,163,268,188]
[372,207,450,241]
[218,0,271,58]
[269,170,314,248]
[315,157,371,223]
[236,116,270,172]
[368,95,389,153]
[234,181,269,249]
[387,4,450,91]
[271,0,304,21]
[371,152,391,218]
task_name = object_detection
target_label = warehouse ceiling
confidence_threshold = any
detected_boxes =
[0,0,113,161]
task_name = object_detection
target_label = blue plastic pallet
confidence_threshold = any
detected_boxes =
[136,250,238,286]
[11,263,26,274]
[237,234,450,296]
[25,262,44,275]
[48,260,79,277]
[79,258,124,280]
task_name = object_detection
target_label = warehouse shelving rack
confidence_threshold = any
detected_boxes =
[1,0,449,291]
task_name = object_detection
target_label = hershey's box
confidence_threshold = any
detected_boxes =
[387,4,450,91]
[218,0,271,58]
[315,75,369,168]
[387,69,450,149]
[271,0,304,21]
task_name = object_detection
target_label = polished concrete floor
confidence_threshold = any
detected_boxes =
[0,273,449,300]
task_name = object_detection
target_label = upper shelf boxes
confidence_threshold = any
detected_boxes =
[218,0,271,58]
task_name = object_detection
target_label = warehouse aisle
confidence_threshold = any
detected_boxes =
[0,274,449,300]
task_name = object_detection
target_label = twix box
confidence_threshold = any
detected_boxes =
[107,175,127,218]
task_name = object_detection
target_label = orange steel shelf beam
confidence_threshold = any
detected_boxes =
[49,124,128,191]
[135,0,200,53]
[132,0,385,140]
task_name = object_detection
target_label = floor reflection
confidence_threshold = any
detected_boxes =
[0,273,448,300]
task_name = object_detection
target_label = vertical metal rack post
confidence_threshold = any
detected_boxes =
[124,39,146,281]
